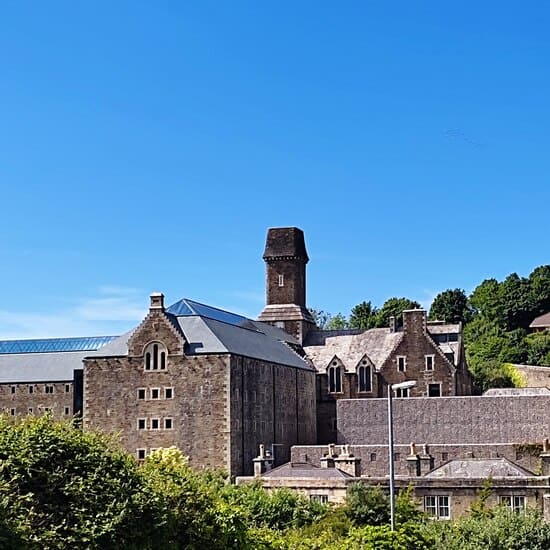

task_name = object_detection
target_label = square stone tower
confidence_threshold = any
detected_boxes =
[258,227,315,343]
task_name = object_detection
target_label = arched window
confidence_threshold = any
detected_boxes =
[144,342,167,371]
[327,361,342,393]
[358,360,372,392]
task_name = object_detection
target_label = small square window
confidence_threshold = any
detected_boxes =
[151,388,160,400]
[428,383,441,397]
[64,407,70,415]
[137,449,146,460]
[165,387,173,399]
[370,453,377,462]
[394,453,400,461]
[151,418,160,430]
[397,356,406,372]
[10,386,16,394]
[441,452,449,462]
[28,385,34,394]
[10,408,16,416]
[28,408,33,414]
[43,407,51,412]
[65,384,71,393]
[137,388,146,400]
[396,387,409,398]
[164,418,173,430]
[137,418,146,430]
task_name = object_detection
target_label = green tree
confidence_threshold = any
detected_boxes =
[372,297,421,328]
[142,447,252,549]
[424,507,550,550]
[309,309,332,329]
[528,265,550,317]
[469,278,502,321]
[349,301,378,330]
[525,331,550,366]
[326,313,349,330]
[429,289,473,324]
[0,414,160,549]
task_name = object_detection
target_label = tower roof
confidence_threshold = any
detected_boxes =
[263,227,309,262]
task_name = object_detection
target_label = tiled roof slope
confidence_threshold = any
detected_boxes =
[304,328,403,372]
[530,312,550,328]
[90,299,310,370]
[425,458,534,478]
[304,321,462,372]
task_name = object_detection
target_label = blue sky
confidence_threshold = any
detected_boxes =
[1,1,549,338]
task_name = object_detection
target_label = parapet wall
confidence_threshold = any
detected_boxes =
[337,395,550,446]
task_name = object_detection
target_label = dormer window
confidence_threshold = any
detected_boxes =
[358,360,372,392]
[328,361,342,393]
[144,342,167,371]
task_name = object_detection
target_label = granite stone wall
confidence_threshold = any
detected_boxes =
[0,381,74,418]
[336,395,550,448]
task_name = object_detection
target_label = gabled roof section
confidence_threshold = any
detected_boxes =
[177,316,309,369]
[425,458,535,478]
[91,298,308,369]
[262,461,353,479]
[530,312,550,328]
[304,328,403,373]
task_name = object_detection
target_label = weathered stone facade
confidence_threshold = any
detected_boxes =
[337,395,550,449]
[306,309,472,443]
[258,227,315,344]
[0,381,74,418]
[84,293,316,476]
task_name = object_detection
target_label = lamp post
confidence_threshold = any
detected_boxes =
[388,380,417,531]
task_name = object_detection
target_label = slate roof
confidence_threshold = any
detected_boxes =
[304,328,402,372]
[427,323,461,334]
[89,299,310,370]
[0,351,94,383]
[262,462,353,479]
[0,337,118,383]
[425,458,534,478]
[530,312,550,328]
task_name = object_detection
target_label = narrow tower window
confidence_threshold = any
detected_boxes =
[328,363,342,393]
[278,274,284,287]
[358,362,372,392]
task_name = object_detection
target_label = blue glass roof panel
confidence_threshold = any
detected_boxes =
[167,298,250,327]
[0,336,118,355]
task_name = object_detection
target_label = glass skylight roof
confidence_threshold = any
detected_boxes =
[168,298,250,327]
[0,336,118,355]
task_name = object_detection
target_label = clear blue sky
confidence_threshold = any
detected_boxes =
[1,1,549,338]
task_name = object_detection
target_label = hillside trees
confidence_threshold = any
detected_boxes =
[429,289,472,324]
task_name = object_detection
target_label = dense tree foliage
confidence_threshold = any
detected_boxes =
[4,415,550,548]
[348,301,378,330]
[464,265,550,390]
[429,288,473,324]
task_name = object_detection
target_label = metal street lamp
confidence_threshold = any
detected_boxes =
[388,380,417,531]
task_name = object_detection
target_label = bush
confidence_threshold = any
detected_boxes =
[0,414,159,549]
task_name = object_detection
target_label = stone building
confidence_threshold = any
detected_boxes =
[0,336,115,419]
[83,293,316,476]
[304,310,472,443]
[0,225,475,479]
[240,442,550,520]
